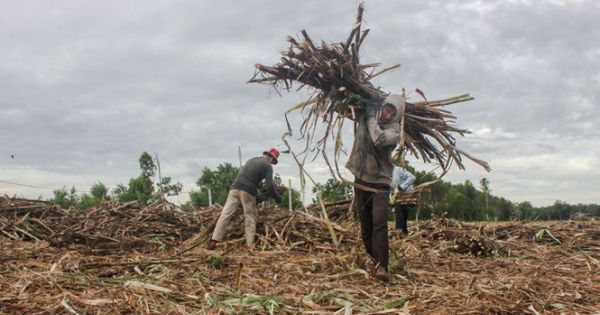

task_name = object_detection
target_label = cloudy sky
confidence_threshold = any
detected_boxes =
[1,0,598,207]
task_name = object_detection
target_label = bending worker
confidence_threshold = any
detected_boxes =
[208,148,283,250]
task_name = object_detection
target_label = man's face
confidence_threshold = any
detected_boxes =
[264,154,276,164]
[380,104,397,124]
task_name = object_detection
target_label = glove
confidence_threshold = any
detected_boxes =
[366,92,384,117]
[275,195,283,204]
[255,193,268,205]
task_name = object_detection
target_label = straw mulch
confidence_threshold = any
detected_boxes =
[1,196,599,314]
[0,197,201,254]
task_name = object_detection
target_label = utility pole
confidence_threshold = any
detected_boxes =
[302,187,305,208]
[288,179,293,212]
[154,152,163,198]
[202,186,213,207]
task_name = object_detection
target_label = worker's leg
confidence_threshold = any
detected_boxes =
[355,187,374,257]
[371,191,390,271]
[394,204,403,230]
[401,205,411,234]
[240,191,258,247]
[211,190,242,242]
[396,204,409,234]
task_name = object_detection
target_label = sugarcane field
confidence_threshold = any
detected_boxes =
[2,2,600,315]
[1,197,599,314]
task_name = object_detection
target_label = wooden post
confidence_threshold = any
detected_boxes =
[288,179,293,212]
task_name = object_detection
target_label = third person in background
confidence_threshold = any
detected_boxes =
[391,165,416,236]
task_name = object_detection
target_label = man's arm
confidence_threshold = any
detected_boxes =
[366,117,400,147]
[390,168,400,191]
[265,167,283,203]
[400,171,416,191]
[364,91,404,147]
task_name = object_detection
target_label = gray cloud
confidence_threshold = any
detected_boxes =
[1,0,598,206]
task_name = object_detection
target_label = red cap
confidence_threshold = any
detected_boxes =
[263,147,280,164]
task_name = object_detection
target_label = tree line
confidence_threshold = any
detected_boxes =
[51,152,182,209]
[389,165,599,221]
[49,154,599,221]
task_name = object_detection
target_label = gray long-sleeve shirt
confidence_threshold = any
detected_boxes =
[231,156,282,201]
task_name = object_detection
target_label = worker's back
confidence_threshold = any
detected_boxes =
[231,157,273,196]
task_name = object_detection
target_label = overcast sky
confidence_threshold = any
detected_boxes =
[1,0,599,207]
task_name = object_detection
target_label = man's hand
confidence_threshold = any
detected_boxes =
[274,185,286,204]
[366,92,384,117]
[255,193,268,204]
[275,195,283,204]
[275,185,287,194]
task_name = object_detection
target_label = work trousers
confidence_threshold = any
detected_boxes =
[394,204,412,234]
[211,189,258,247]
[355,179,390,271]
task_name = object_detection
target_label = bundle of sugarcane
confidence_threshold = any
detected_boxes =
[248,4,490,178]
[395,192,419,206]
[453,235,504,257]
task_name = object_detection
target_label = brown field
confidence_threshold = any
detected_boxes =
[1,197,599,314]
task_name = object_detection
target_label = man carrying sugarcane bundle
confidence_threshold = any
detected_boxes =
[390,165,416,237]
[346,92,404,281]
[208,148,284,250]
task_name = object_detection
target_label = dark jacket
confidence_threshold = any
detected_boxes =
[231,156,282,202]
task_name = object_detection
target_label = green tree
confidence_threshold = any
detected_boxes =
[439,188,469,220]
[311,178,352,203]
[480,177,491,220]
[419,174,451,218]
[51,186,78,208]
[190,163,240,207]
[114,175,154,206]
[77,194,96,209]
[497,197,514,221]
[139,152,156,178]
[157,176,183,197]
[455,180,479,220]
[277,187,303,209]
[272,174,303,208]
[552,200,572,220]
[113,151,182,206]
[516,201,533,220]
[90,182,109,200]
[77,182,109,209]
